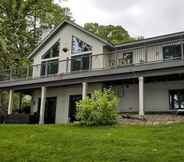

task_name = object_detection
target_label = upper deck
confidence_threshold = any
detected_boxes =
[0,39,184,90]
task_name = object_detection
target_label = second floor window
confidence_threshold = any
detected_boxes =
[72,36,92,55]
[41,41,60,76]
[42,41,60,59]
[71,36,92,71]
[163,45,181,60]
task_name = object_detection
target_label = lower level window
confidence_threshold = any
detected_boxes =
[71,54,90,72]
[169,89,184,109]
[41,60,59,76]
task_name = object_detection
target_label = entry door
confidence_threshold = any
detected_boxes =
[38,97,57,124]
[69,95,82,122]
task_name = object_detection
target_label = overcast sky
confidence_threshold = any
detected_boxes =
[59,0,184,38]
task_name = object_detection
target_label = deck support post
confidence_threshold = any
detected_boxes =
[181,41,184,60]
[39,86,46,124]
[8,89,14,115]
[138,76,144,117]
[82,82,88,99]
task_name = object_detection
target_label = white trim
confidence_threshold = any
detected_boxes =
[28,20,113,59]
[161,42,181,47]
[71,51,92,57]
[41,57,60,62]
[139,76,144,116]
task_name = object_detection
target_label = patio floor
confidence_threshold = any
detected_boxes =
[120,114,184,125]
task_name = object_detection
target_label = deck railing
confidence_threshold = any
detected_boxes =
[0,51,182,82]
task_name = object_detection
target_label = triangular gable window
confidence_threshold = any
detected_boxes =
[72,36,92,55]
[42,41,60,59]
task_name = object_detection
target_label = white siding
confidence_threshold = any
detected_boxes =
[133,48,146,64]
[32,24,106,78]
[118,80,184,112]
[31,83,103,124]
[147,46,163,62]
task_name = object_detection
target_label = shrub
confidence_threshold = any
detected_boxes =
[76,89,119,126]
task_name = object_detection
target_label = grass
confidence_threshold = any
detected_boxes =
[0,123,184,162]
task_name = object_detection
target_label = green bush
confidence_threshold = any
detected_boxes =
[76,89,119,126]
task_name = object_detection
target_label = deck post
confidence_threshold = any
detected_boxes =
[26,65,30,80]
[8,89,14,115]
[181,41,184,60]
[39,86,47,124]
[9,68,13,80]
[66,57,69,73]
[82,82,88,99]
[138,76,144,117]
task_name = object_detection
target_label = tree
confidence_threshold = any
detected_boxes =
[84,23,135,45]
[0,0,72,69]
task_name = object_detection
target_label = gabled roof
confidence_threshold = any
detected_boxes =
[28,20,114,59]
[28,19,184,59]
[115,31,184,49]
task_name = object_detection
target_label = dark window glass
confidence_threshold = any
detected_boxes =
[163,45,181,60]
[71,57,81,71]
[82,55,90,70]
[41,60,58,76]
[72,36,92,54]
[41,63,46,76]
[42,41,60,59]
[169,90,184,109]
[71,54,90,71]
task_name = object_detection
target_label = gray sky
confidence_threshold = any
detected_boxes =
[59,0,184,38]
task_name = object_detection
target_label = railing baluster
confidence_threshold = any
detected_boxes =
[45,62,48,77]
[26,65,30,80]
[66,57,69,73]
[181,41,184,60]
[89,55,92,71]
[9,68,13,80]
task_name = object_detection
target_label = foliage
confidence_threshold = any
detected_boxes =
[0,0,72,69]
[84,22,135,45]
[76,89,119,126]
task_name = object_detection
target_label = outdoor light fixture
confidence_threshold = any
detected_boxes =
[63,47,68,53]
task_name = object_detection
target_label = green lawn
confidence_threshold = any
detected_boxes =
[0,124,184,162]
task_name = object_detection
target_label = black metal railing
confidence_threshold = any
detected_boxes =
[0,51,183,82]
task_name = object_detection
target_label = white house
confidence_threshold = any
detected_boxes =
[1,20,184,124]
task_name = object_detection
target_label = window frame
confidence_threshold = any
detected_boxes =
[41,40,60,60]
[71,53,91,72]
[169,89,184,110]
[41,59,59,76]
[40,40,60,76]
[162,43,182,61]
[118,52,133,66]
[71,36,92,56]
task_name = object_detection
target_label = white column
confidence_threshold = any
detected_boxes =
[8,89,14,115]
[82,82,88,99]
[138,76,144,116]
[39,86,47,124]
[181,41,184,60]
